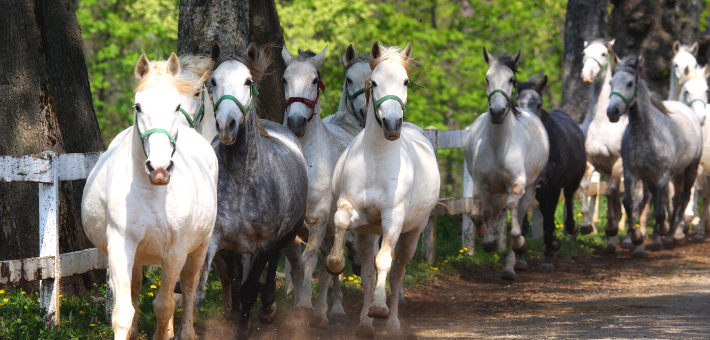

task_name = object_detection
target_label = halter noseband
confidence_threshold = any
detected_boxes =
[179,84,206,128]
[684,91,707,109]
[609,73,639,114]
[134,110,178,158]
[584,55,609,83]
[487,83,516,115]
[213,83,259,130]
[284,71,326,122]
[370,88,407,128]
[345,82,366,114]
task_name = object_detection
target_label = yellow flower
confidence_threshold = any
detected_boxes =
[459,249,464,253]
[147,292,154,297]
[444,260,448,263]
[177,308,183,313]
[98,322,101,324]
[62,298,67,301]
[90,324,96,327]
[0,290,5,294]
[137,308,142,314]
[150,285,156,289]
[431,267,438,271]
[3,298,8,302]
[257,297,260,301]
[58,295,62,297]
[79,311,84,314]
[494,254,499,258]
[528,249,533,253]
[0,303,4,306]
[598,219,601,222]
[414,274,418,277]
[577,213,582,217]
[348,276,354,281]
[464,248,468,251]
[20,291,26,295]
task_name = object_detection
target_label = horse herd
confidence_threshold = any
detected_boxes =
[78,38,709,340]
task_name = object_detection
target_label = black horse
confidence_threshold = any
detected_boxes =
[517,75,587,271]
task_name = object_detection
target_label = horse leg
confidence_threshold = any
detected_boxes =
[106,233,137,340]
[312,239,334,328]
[185,241,218,310]
[295,215,327,318]
[129,264,143,340]
[355,233,377,340]
[604,159,624,252]
[697,179,710,239]
[257,251,280,325]
[476,190,499,252]
[517,214,531,271]
[326,199,354,275]
[329,269,347,324]
[153,249,188,340]
[684,179,700,229]
[508,179,528,253]
[540,188,561,273]
[648,179,670,251]
[175,241,210,340]
[630,186,651,257]
[385,230,419,337]
[579,162,596,234]
[221,250,243,324]
[368,208,404,319]
[237,252,268,340]
[282,241,304,318]
[345,231,361,276]
[214,250,233,318]
[672,163,699,246]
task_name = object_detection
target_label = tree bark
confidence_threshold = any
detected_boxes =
[561,0,609,123]
[178,0,285,123]
[611,0,703,96]
[0,0,104,292]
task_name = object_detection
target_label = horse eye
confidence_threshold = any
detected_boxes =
[175,104,181,112]
[602,53,606,57]
[372,81,378,87]
[211,79,217,87]
[312,78,319,85]
[404,79,409,86]
[245,79,253,86]
[537,104,542,109]
[194,92,200,98]
[134,103,142,113]
[346,78,353,84]
[485,78,489,84]
[282,76,287,84]
[627,81,633,87]
[509,78,513,84]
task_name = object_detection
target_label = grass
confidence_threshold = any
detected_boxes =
[0,195,659,339]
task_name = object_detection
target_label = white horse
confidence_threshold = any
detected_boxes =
[325,42,440,338]
[669,41,699,101]
[322,44,371,136]
[466,48,549,281]
[280,45,354,327]
[82,54,218,340]
[176,55,218,141]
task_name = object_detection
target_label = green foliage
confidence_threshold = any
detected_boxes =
[76,0,179,144]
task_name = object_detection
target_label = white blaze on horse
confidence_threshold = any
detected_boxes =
[465,48,549,281]
[280,45,354,327]
[82,53,218,340]
[323,44,371,136]
[669,41,699,101]
[326,42,440,339]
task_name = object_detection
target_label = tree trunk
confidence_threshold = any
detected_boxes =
[0,0,104,293]
[611,0,703,97]
[178,0,285,123]
[561,0,609,123]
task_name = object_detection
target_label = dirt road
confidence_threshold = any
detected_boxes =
[200,239,710,339]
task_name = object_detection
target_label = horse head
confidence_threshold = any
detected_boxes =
[672,41,699,84]
[608,55,643,122]
[517,74,548,118]
[341,44,370,127]
[680,64,710,125]
[484,47,521,124]
[282,45,327,137]
[582,39,614,84]
[176,55,213,131]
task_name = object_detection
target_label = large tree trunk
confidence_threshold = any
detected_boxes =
[611,0,703,97]
[0,0,104,292]
[560,0,609,123]
[178,0,286,123]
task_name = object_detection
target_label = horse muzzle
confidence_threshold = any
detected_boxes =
[146,160,174,185]
[287,115,307,138]
[489,106,507,124]
[382,117,402,141]
[216,115,242,145]
[606,106,622,123]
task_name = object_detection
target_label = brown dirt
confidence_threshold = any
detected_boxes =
[198,239,710,339]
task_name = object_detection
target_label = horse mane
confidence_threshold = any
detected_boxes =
[617,55,669,114]
[680,65,707,83]
[344,54,369,70]
[364,44,414,106]
[214,44,274,137]
[492,52,522,119]
[134,59,203,96]
[179,55,213,88]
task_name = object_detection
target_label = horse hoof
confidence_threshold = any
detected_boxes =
[693,233,705,241]
[631,250,646,258]
[605,227,619,237]
[325,256,345,276]
[630,230,644,245]
[658,222,671,236]
[258,303,278,325]
[387,327,405,339]
[580,225,594,235]
[648,243,663,252]
[566,221,579,235]
[514,258,528,271]
[367,304,389,319]
[673,237,686,247]
[329,312,347,325]
[482,239,497,253]
[620,237,634,250]
[501,269,516,281]
[293,305,313,319]
[512,236,527,254]
[539,260,555,273]
[604,244,617,254]
[236,325,250,340]
[662,236,674,248]
[311,316,329,329]
[355,324,376,339]
[551,236,562,252]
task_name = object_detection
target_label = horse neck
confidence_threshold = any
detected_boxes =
[627,81,660,135]
[337,79,349,113]
[221,108,263,172]
[586,67,612,124]
[197,91,218,140]
[669,73,679,101]
[484,109,516,150]
[301,102,327,146]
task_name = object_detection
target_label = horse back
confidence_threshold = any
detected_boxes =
[538,109,587,190]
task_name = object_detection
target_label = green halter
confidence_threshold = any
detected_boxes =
[584,56,609,83]
[609,74,639,113]
[179,84,206,128]
[684,91,707,109]
[370,89,407,128]
[487,87,516,115]
[346,85,365,114]
[134,112,178,158]
[213,83,259,119]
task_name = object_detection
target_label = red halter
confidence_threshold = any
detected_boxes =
[284,73,326,122]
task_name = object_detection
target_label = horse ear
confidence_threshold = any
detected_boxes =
[313,45,327,67]
[673,41,681,54]
[245,42,258,61]
[343,44,356,68]
[584,41,589,48]
[512,50,521,66]
[606,39,615,51]
[282,45,294,66]
[135,54,150,80]
[211,41,221,60]
[370,41,381,62]
[615,55,621,64]
[537,75,548,95]
[483,47,494,66]
[689,41,699,56]
[166,53,181,77]
[400,42,413,60]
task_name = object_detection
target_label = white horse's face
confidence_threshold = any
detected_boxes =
[133,54,182,185]
[680,66,710,125]
[282,46,327,137]
[607,68,637,123]
[212,61,253,145]
[672,41,699,83]
[371,60,409,140]
[345,62,370,126]
[582,41,612,84]
[484,48,520,124]
[178,69,205,127]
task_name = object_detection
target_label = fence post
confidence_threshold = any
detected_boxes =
[39,151,60,325]
[462,159,474,255]
[422,127,438,265]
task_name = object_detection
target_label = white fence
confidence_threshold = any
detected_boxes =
[0,151,106,325]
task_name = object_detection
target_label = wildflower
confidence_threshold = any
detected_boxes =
[494,254,499,258]
[21,291,26,295]
[137,309,142,314]
[459,249,464,253]
[92,317,98,323]
[90,324,96,327]
[0,290,4,294]
[577,213,582,217]
[62,298,67,301]
[257,297,260,301]
[464,248,468,251]
[3,298,7,302]
[528,249,533,253]
[79,311,84,314]
[147,292,154,297]
[0,303,4,306]
[58,294,62,297]
[444,260,448,263]
[45,320,50,325]
[177,308,183,313]
[414,274,418,277]
[150,285,157,289]
[348,276,354,281]
[431,267,438,271]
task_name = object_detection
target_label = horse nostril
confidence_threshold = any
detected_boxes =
[145,160,155,172]
[166,160,174,172]
[228,119,237,133]
[216,121,220,132]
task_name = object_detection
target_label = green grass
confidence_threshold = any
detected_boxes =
[1,195,667,339]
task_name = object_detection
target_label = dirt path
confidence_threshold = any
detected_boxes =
[200,239,710,339]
